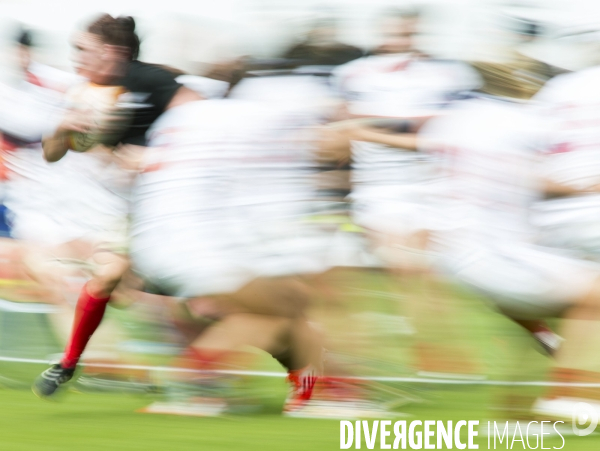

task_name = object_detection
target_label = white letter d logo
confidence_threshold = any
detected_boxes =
[572,402,598,437]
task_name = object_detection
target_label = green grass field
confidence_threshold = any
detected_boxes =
[0,267,599,450]
[0,385,598,450]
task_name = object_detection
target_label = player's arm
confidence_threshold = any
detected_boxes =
[346,126,419,150]
[0,85,61,144]
[166,86,203,110]
[542,179,600,196]
[315,126,351,166]
[112,144,145,171]
[542,180,581,196]
[111,86,202,170]
[327,114,429,152]
[315,123,421,168]
[0,107,45,143]
[42,110,93,162]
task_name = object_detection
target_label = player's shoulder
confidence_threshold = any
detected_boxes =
[333,55,369,74]
[123,61,180,88]
[331,55,391,88]
[334,54,406,76]
[151,98,259,127]
[424,98,483,134]
[29,62,82,93]
[470,97,534,124]
[418,58,482,88]
[175,75,229,99]
[424,98,536,154]
[229,75,334,118]
[420,57,478,74]
[534,66,600,103]
[555,65,600,85]
[126,60,172,76]
[434,97,529,134]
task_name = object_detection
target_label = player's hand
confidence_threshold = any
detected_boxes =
[585,183,600,193]
[316,126,351,166]
[58,108,95,134]
[113,144,146,171]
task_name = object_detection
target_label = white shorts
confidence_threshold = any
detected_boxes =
[6,148,130,251]
[130,226,256,298]
[325,227,383,268]
[241,219,332,278]
[353,201,441,236]
[438,244,600,319]
[351,185,449,236]
[533,198,600,258]
[8,206,128,252]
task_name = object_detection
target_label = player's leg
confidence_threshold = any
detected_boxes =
[533,276,600,417]
[214,276,323,400]
[184,316,322,414]
[369,223,481,378]
[33,249,129,398]
[62,250,129,366]
[446,246,600,418]
[146,276,323,415]
[506,317,562,357]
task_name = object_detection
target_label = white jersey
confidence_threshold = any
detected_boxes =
[332,54,480,118]
[0,80,63,145]
[229,75,338,126]
[333,54,481,233]
[425,97,543,252]
[230,75,340,271]
[428,97,600,319]
[133,99,315,232]
[531,66,600,256]
[131,99,327,296]
[0,70,68,243]
[175,75,229,99]
[3,74,131,247]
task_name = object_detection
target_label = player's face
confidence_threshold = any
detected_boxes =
[380,17,418,54]
[71,32,106,82]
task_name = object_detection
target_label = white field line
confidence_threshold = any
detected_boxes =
[0,355,599,387]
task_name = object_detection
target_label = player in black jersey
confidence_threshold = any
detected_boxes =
[33,14,201,399]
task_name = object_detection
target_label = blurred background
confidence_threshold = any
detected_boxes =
[1,0,599,71]
[0,0,600,450]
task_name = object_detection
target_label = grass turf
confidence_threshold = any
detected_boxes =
[0,387,598,450]
[0,267,597,450]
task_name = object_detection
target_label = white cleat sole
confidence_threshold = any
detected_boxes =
[138,400,227,417]
[284,400,405,420]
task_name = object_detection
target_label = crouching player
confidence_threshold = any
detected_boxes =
[420,62,600,420]
[129,97,325,415]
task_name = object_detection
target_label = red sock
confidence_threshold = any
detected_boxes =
[61,283,110,368]
[513,319,552,335]
[175,347,253,371]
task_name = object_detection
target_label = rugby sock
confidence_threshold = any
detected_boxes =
[176,347,253,371]
[513,319,551,335]
[285,364,319,412]
[61,283,110,369]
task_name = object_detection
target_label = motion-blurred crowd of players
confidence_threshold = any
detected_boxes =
[0,3,600,423]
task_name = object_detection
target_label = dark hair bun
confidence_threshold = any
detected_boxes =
[87,14,140,60]
[116,16,136,32]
